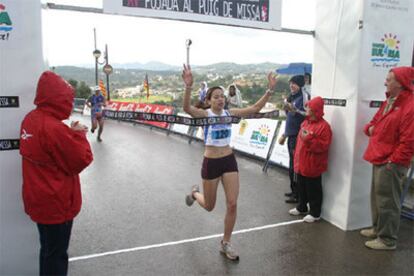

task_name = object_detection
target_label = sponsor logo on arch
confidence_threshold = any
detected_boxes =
[371,33,400,68]
[0,3,12,41]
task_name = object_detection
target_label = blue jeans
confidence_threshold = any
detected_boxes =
[37,220,73,276]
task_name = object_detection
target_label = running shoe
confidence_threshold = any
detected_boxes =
[185,185,199,206]
[220,240,239,261]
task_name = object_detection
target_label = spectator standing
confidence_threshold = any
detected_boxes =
[360,66,414,250]
[278,75,309,203]
[195,81,208,108]
[225,83,243,108]
[20,71,93,275]
[303,73,312,101]
[288,96,332,223]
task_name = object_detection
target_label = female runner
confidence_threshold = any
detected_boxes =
[182,64,277,260]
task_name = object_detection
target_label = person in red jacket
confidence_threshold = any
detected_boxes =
[360,66,414,250]
[288,96,332,223]
[20,71,93,275]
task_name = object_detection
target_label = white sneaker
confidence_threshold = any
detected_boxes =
[360,228,377,239]
[289,208,307,216]
[365,238,396,250]
[303,214,320,223]
[220,241,239,261]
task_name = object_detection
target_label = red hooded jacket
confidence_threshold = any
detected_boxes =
[20,71,93,224]
[363,67,414,167]
[294,97,332,177]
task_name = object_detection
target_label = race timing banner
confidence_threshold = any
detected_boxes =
[103,0,282,30]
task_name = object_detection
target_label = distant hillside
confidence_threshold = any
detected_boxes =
[112,61,180,71]
[54,62,283,88]
[195,62,283,74]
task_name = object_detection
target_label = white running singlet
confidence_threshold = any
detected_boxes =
[203,109,232,147]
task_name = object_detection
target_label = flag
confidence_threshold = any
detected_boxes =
[99,79,107,98]
[143,73,150,99]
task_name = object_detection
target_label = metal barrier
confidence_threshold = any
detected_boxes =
[401,162,414,220]
[73,98,86,113]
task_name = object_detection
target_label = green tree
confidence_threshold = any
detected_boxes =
[68,79,78,90]
[68,78,91,99]
[77,81,91,99]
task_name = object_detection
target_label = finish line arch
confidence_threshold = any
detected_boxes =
[1,0,413,274]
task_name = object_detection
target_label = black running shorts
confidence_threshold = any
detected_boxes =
[201,153,238,180]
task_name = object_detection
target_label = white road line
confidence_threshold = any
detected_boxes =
[69,219,303,262]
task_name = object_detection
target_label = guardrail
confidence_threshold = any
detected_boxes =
[73,98,86,113]
[76,99,414,220]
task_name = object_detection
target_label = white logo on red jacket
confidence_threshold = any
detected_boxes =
[21,129,33,140]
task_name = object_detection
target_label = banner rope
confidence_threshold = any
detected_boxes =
[104,110,280,126]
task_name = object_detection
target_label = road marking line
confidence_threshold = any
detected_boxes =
[69,219,303,262]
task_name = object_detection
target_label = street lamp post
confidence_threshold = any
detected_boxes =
[103,44,113,101]
[93,49,101,86]
[92,28,101,86]
[92,29,113,101]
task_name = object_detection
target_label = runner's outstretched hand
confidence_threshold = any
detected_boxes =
[182,64,193,88]
[267,72,278,91]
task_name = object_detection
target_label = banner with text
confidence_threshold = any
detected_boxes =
[360,0,413,102]
[170,112,191,134]
[103,0,282,31]
[106,101,174,128]
[230,118,278,159]
[268,121,289,168]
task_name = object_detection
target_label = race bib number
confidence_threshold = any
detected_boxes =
[211,129,231,140]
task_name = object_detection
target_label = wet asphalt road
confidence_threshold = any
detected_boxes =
[68,114,414,276]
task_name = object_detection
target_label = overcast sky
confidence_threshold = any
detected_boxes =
[41,0,315,67]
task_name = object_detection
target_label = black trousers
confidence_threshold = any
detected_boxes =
[296,174,323,217]
[287,136,298,197]
[37,220,73,276]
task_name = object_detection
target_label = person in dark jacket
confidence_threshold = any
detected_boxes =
[288,96,332,223]
[278,75,310,203]
[20,71,93,275]
[360,66,414,250]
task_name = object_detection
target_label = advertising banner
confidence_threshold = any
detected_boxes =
[106,101,174,128]
[171,112,190,134]
[268,121,289,168]
[230,118,277,159]
[360,0,413,102]
[103,0,282,31]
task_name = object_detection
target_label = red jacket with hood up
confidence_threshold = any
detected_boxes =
[294,96,332,177]
[363,66,414,167]
[20,71,93,224]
